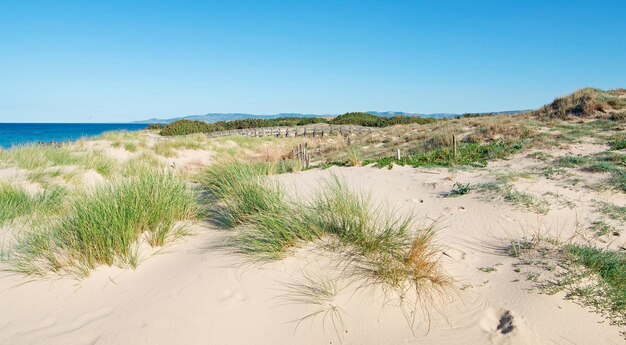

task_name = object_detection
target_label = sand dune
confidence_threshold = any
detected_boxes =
[1,154,624,344]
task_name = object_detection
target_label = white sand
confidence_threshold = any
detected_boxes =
[1,150,625,344]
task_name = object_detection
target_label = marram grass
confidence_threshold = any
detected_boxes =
[9,170,200,276]
[202,160,453,297]
[0,183,66,225]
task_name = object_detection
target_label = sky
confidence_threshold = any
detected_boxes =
[1,1,625,123]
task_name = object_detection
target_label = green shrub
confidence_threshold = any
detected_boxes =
[160,113,435,136]
[330,112,435,127]
[146,123,165,130]
[370,139,524,168]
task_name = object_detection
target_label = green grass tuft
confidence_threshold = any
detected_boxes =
[0,183,66,225]
[202,160,453,298]
[567,245,626,317]
[9,170,199,276]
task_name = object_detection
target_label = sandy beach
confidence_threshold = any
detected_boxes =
[1,124,624,344]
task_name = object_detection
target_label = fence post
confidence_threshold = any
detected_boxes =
[396,149,401,160]
[453,134,457,158]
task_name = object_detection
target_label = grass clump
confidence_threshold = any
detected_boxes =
[609,136,626,151]
[589,220,619,237]
[124,142,138,152]
[202,160,283,228]
[202,160,453,301]
[9,170,199,276]
[0,144,115,177]
[447,182,471,197]
[0,184,66,225]
[566,245,626,322]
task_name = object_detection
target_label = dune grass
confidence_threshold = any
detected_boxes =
[0,144,115,177]
[9,170,200,276]
[202,160,283,228]
[0,183,66,225]
[201,160,453,298]
[153,133,208,157]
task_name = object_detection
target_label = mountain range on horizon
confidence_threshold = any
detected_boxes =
[134,110,528,124]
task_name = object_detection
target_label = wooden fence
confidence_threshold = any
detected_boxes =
[206,125,374,139]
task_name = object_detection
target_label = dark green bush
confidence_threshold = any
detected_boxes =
[330,112,435,127]
[146,123,165,130]
[160,113,435,136]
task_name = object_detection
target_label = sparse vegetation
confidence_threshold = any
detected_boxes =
[370,139,524,168]
[532,88,626,120]
[567,245,626,323]
[477,178,549,214]
[201,160,453,299]
[447,182,471,197]
[595,201,626,222]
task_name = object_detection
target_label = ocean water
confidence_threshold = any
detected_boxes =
[0,123,148,149]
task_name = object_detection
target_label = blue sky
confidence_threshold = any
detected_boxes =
[1,1,625,123]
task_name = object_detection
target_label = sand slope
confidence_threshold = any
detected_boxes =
[1,162,624,344]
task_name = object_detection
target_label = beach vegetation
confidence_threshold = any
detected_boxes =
[8,170,200,276]
[0,183,66,225]
[201,160,453,300]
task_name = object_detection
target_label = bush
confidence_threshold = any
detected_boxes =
[160,113,435,136]
[146,123,165,130]
[330,112,435,127]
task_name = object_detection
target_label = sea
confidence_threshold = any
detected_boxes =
[0,123,148,149]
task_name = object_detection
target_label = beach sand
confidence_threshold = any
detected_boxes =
[1,137,624,344]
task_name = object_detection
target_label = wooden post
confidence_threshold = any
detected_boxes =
[453,135,457,158]
[396,149,401,160]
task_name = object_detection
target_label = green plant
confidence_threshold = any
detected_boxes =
[567,245,626,318]
[608,135,626,151]
[124,142,138,152]
[203,161,453,301]
[595,201,626,222]
[589,220,619,237]
[556,156,588,168]
[370,139,524,168]
[201,160,283,228]
[0,184,66,225]
[9,170,199,276]
[346,146,362,167]
[478,266,497,273]
[447,182,471,197]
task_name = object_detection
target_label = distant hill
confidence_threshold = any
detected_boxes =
[134,110,528,124]
[134,113,331,124]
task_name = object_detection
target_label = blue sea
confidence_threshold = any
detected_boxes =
[0,123,148,149]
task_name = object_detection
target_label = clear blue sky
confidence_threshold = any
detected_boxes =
[1,0,625,123]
